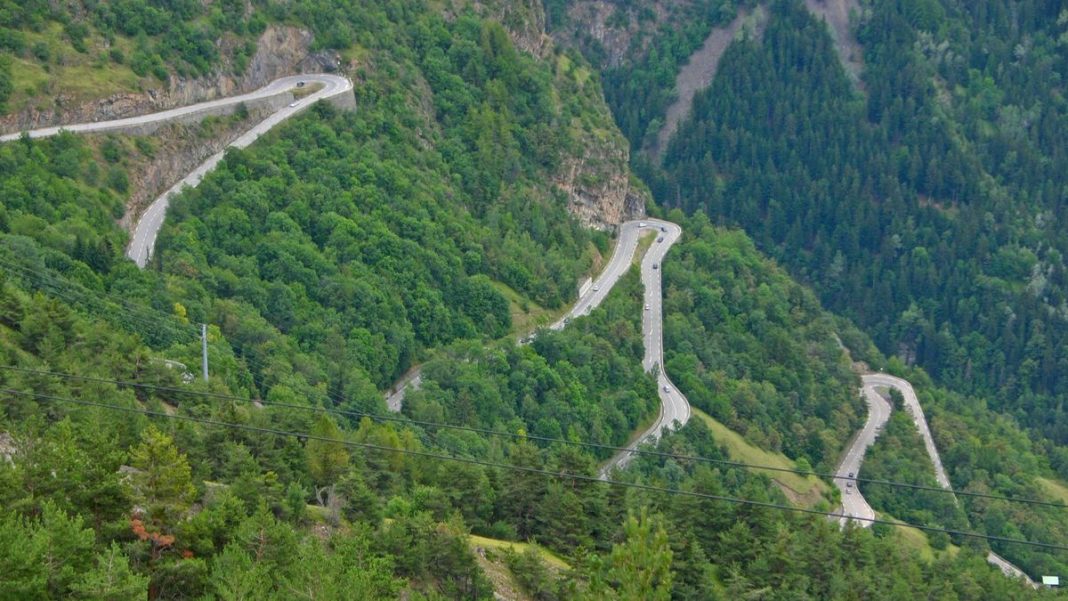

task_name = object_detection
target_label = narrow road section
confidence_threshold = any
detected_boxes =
[833,378,892,526]
[385,219,692,478]
[836,373,950,527]
[0,74,354,267]
[600,220,690,477]
[863,373,951,489]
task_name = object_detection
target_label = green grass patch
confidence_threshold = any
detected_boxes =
[7,24,144,111]
[1036,477,1068,505]
[693,408,830,507]
[880,515,959,563]
[468,534,570,570]
[491,280,564,336]
[633,230,655,266]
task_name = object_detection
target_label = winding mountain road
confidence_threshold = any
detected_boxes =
[3,64,1035,586]
[385,219,692,476]
[0,74,354,267]
[835,373,950,527]
[837,373,1036,585]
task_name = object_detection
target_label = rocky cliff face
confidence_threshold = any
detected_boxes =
[465,0,647,228]
[555,135,646,230]
[0,25,337,134]
[471,0,554,58]
[118,108,274,231]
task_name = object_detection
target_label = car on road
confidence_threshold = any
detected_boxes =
[639,221,647,227]
[644,304,650,310]
[846,481,854,488]
[663,385,671,393]
[652,263,658,270]
[296,81,306,87]
[592,285,599,291]
[657,237,664,243]
[288,101,300,107]
[661,227,666,232]
[848,472,854,478]
[845,488,852,494]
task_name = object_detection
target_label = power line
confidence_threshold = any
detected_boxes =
[3,244,1062,514]
[3,386,1067,553]
[0,244,416,398]
[4,364,1066,510]
[0,254,197,343]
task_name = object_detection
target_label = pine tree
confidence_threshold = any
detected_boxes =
[605,510,673,601]
[305,414,350,509]
[128,426,197,547]
[70,543,148,601]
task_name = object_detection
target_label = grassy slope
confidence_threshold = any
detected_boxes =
[468,534,570,570]
[693,408,830,507]
[1036,477,1068,506]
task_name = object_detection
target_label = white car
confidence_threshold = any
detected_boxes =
[592,285,599,291]
[644,304,650,310]
[639,221,647,227]
[663,385,671,393]
[288,101,300,107]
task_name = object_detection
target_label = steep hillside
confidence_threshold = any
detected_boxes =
[656,0,1068,457]
[1,0,1066,598]
[0,0,642,231]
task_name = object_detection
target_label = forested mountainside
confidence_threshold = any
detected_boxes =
[0,0,1066,598]
[546,0,758,151]
[651,0,1068,455]
[549,0,1068,583]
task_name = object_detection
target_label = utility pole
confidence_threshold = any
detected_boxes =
[201,323,209,382]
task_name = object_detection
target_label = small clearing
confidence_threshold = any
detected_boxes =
[887,517,960,562]
[650,5,769,160]
[468,534,570,571]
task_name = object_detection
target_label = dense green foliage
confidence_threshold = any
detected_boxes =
[0,0,261,81]
[151,14,600,396]
[407,270,658,461]
[653,0,1068,460]
[1,0,1066,597]
[661,212,863,469]
[557,0,1068,578]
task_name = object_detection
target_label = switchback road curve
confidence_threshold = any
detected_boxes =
[837,373,1036,585]
[0,74,355,267]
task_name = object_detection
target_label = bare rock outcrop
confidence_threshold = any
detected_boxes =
[463,0,647,228]
[119,108,274,230]
[803,0,865,85]
[556,142,646,230]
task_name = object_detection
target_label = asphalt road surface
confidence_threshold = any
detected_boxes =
[863,373,952,490]
[0,74,353,267]
[836,373,951,527]
[833,378,892,526]
[600,219,691,477]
